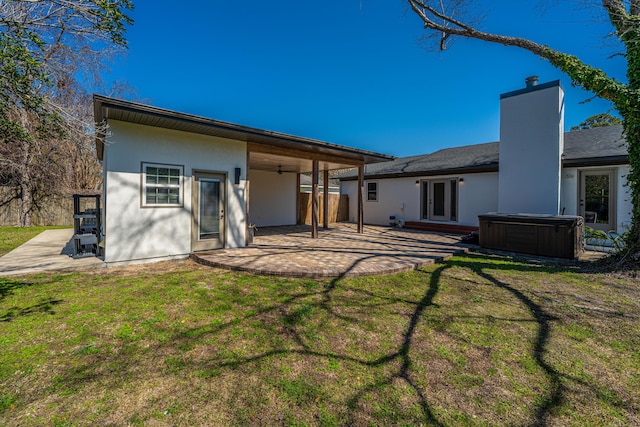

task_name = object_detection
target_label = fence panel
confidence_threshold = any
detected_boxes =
[0,189,98,226]
[298,193,349,224]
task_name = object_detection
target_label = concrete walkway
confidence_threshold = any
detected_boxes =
[192,224,473,278]
[0,229,103,277]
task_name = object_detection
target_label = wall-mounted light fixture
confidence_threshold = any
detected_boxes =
[234,167,241,185]
[459,177,464,183]
[277,165,283,175]
[415,180,420,186]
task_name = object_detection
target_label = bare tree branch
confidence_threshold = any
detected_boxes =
[406,0,640,250]
[409,0,634,103]
[0,0,132,225]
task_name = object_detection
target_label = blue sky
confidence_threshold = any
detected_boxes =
[104,0,627,157]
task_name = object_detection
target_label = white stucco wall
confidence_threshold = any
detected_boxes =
[616,165,633,232]
[499,82,564,215]
[560,168,579,218]
[340,172,499,227]
[343,164,632,232]
[250,170,297,227]
[561,165,632,233]
[103,120,247,263]
[616,165,633,231]
[342,180,358,223]
[359,177,422,225]
[458,173,499,225]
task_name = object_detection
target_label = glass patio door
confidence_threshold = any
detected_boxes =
[192,172,225,251]
[430,181,448,221]
[421,181,429,219]
[579,170,615,232]
[421,179,458,222]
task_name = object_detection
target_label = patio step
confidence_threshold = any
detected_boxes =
[403,221,478,235]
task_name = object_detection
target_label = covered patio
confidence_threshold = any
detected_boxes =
[245,132,393,241]
[191,224,472,278]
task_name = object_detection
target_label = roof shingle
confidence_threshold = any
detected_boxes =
[339,125,627,180]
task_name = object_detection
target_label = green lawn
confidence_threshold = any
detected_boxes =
[0,226,71,257]
[0,255,638,426]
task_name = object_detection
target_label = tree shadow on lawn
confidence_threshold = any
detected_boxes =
[1,277,62,322]
[181,255,570,424]
[447,256,563,427]
[44,255,635,425]
[0,277,33,301]
[1,297,62,322]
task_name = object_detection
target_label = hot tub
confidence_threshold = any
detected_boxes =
[478,213,584,259]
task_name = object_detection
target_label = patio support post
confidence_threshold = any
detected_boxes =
[245,146,251,246]
[296,173,301,225]
[323,168,329,229]
[312,160,319,238]
[357,164,364,233]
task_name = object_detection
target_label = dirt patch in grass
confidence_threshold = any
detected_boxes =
[0,255,639,426]
[84,258,208,276]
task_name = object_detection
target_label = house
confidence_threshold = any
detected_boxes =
[93,96,393,264]
[299,174,340,194]
[339,78,631,235]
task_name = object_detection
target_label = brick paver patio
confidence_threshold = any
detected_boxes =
[191,223,473,278]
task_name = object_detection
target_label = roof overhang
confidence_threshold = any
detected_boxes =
[339,155,630,181]
[339,164,500,181]
[93,95,394,171]
[562,155,628,168]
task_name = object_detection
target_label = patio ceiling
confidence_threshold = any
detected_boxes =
[249,152,352,174]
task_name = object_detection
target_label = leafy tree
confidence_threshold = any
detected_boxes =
[0,0,133,225]
[406,0,640,250]
[571,113,623,130]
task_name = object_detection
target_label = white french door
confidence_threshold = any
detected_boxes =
[421,179,458,222]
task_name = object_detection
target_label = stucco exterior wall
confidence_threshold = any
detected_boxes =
[361,177,422,225]
[616,165,633,231]
[560,168,579,217]
[561,165,632,233]
[457,173,499,225]
[342,180,358,223]
[340,172,499,227]
[250,170,297,227]
[342,166,629,233]
[103,120,247,263]
[499,82,564,215]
